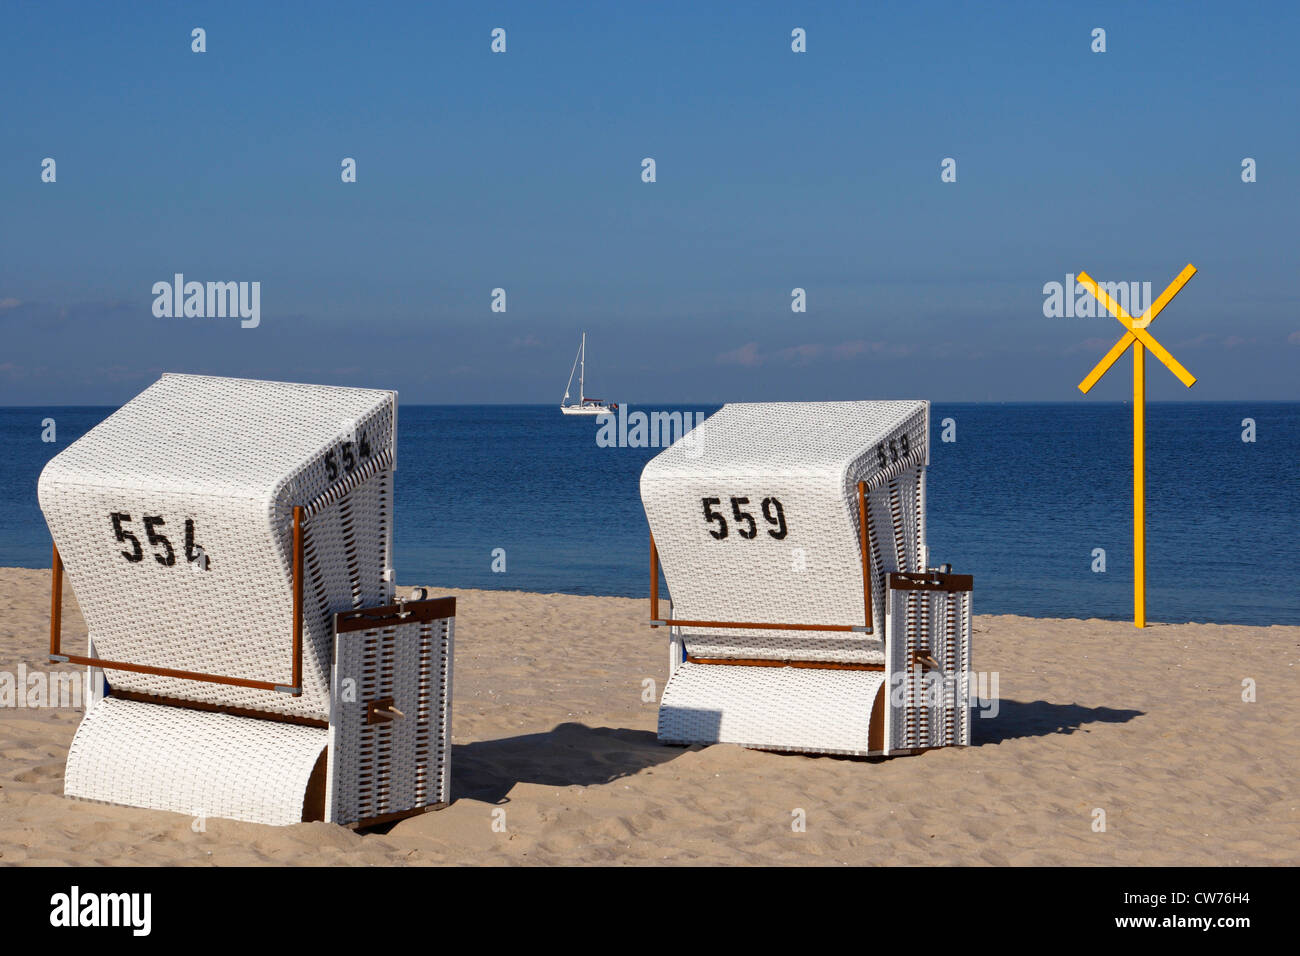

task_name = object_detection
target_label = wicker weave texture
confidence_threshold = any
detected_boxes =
[641,401,928,662]
[38,374,397,721]
[65,697,327,826]
[658,661,884,755]
[885,586,972,752]
[327,613,453,825]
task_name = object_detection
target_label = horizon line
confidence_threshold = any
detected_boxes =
[1,398,1296,409]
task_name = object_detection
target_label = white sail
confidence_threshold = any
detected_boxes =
[563,341,580,403]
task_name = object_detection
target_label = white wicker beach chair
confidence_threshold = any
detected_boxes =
[40,373,452,826]
[641,400,971,756]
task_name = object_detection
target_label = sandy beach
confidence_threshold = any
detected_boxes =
[0,566,1295,866]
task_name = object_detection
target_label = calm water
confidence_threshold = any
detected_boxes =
[2,403,1295,625]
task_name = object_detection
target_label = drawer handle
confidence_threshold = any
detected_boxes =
[365,698,405,724]
[912,652,943,673]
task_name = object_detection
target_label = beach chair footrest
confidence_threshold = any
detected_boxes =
[657,660,885,756]
[65,697,328,826]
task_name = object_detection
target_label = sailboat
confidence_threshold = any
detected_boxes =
[560,333,618,416]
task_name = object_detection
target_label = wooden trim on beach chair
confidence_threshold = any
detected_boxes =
[662,619,869,632]
[686,655,885,672]
[886,570,974,593]
[858,480,874,632]
[648,480,876,636]
[48,506,312,696]
[335,596,458,633]
[291,505,303,694]
[49,541,62,658]
[108,688,330,728]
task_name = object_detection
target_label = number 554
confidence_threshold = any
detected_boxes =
[109,512,211,569]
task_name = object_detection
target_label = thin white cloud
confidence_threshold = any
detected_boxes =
[774,343,825,365]
[1065,337,1120,355]
[831,340,917,359]
[717,342,763,367]
[722,339,923,366]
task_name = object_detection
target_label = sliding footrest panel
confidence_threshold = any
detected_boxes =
[65,697,328,826]
[658,660,885,756]
[327,598,454,826]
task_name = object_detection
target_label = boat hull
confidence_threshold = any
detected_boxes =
[560,405,615,416]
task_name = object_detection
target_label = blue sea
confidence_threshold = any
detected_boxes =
[2,403,1295,626]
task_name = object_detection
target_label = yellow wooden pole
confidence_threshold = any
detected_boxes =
[1077,265,1196,629]
[1133,341,1146,628]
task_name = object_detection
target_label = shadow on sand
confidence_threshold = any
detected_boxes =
[451,722,686,805]
[411,700,1144,818]
[973,699,1144,745]
[450,701,1146,798]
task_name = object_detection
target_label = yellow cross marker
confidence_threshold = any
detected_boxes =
[1077,264,1197,628]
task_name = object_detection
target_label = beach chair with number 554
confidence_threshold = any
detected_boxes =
[39,373,452,826]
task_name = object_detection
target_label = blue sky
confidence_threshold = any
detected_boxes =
[2,0,1297,404]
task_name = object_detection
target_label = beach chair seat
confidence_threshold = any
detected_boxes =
[641,400,971,756]
[41,374,452,826]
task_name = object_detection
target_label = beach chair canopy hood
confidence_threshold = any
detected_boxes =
[640,400,929,664]
[39,373,397,722]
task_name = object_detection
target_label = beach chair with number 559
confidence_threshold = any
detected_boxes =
[641,400,972,757]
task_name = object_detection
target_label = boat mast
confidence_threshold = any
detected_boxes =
[579,332,586,404]
[563,337,581,406]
